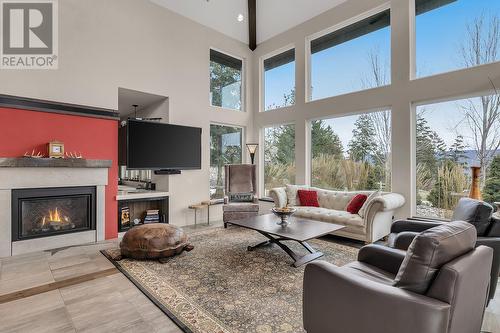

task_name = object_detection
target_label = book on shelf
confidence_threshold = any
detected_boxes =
[144,209,160,223]
[121,207,130,227]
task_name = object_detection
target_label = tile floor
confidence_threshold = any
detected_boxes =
[0,222,499,333]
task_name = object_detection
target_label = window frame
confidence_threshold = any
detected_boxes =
[260,122,297,197]
[209,47,246,112]
[413,0,500,80]
[305,3,391,102]
[308,108,393,191]
[209,122,246,199]
[259,44,296,113]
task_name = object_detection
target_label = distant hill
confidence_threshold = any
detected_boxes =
[457,150,500,167]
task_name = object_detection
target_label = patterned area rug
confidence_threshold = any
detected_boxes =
[102,226,359,333]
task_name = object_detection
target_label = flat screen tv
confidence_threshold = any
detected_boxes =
[119,119,202,170]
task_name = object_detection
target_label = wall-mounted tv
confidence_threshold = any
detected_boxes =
[119,119,202,170]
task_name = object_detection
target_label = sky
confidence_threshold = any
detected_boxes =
[264,0,500,152]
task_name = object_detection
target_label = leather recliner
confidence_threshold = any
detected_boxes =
[303,221,493,333]
[388,197,500,301]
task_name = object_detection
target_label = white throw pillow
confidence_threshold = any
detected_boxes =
[358,191,381,218]
[285,184,308,206]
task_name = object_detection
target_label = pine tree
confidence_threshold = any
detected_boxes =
[484,155,500,204]
[448,135,467,164]
[432,132,448,162]
[348,114,376,162]
[311,120,344,159]
[210,61,241,110]
[416,114,438,174]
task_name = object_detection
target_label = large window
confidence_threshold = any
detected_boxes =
[416,95,500,218]
[263,48,295,111]
[416,0,500,78]
[311,111,392,191]
[210,124,243,199]
[210,49,242,111]
[264,124,296,195]
[309,9,391,101]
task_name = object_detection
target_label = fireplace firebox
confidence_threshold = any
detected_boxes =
[12,187,96,241]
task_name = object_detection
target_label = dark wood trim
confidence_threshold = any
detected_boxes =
[0,94,119,120]
[0,267,118,304]
[248,0,257,51]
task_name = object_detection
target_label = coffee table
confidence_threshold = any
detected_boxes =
[230,214,345,267]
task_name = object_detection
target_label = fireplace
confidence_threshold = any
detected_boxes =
[12,187,96,241]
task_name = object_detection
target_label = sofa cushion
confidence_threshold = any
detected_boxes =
[358,191,380,218]
[346,194,368,214]
[452,198,493,236]
[223,202,259,212]
[294,206,364,227]
[394,220,477,294]
[298,190,320,207]
[316,189,357,211]
[285,184,310,206]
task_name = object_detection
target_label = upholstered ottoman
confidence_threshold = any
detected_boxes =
[118,224,193,263]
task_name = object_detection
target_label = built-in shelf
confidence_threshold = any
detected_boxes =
[0,158,112,168]
[116,189,170,201]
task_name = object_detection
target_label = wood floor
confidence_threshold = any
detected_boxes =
[0,221,499,333]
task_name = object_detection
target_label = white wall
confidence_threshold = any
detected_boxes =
[0,0,254,226]
[251,0,500,218]
[3,0,500,225]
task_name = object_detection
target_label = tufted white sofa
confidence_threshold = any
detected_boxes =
[269,185,406,243]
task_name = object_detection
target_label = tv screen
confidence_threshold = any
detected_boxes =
[121,119,202,170]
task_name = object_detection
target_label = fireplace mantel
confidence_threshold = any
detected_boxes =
[0,164,109,257]
[0,158,112,168]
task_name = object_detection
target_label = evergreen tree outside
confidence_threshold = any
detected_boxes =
[484,155,500,204]
[311,120,344,159]
[448,135,467,164]
[210,61,241,110]
[416,112,439,177]
[210,125,242,199]
[348,114,377,162]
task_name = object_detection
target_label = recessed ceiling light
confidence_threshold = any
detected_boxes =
[237,14,244,22]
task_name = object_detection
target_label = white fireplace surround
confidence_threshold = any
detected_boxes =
[0,166,108,257]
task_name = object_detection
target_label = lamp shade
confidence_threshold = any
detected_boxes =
[246,143,258,154]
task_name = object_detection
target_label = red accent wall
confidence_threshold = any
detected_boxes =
[0,108,118,239]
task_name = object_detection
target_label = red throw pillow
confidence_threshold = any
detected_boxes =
[297,190,320,207]
[346,194,368,214]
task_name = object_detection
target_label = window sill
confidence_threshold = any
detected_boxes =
[210,105,244,113]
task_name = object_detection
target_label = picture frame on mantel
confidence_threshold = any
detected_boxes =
[48,140,65,158]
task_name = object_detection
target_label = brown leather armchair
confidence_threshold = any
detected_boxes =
[389,198,500,302]
[303,221,493,333]
[223,164,259,228]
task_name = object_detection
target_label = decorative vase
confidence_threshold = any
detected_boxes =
[469,166,482,200]
[271,207,297,226]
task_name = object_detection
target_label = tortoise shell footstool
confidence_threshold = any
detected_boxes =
[117,223,193,263]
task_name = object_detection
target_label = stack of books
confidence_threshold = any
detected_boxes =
[144,209,160,224]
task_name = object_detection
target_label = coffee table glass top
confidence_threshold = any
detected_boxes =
[229,214,344,242]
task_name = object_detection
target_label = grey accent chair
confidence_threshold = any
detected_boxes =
[223,164,259,228]
[389,197,500,302]
[303,221,493,333]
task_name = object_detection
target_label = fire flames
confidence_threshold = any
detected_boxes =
[42,207,70,226]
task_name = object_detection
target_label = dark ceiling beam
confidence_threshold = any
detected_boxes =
[248,0,256,51]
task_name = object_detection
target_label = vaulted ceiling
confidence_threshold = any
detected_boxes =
[150,0,348,46]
